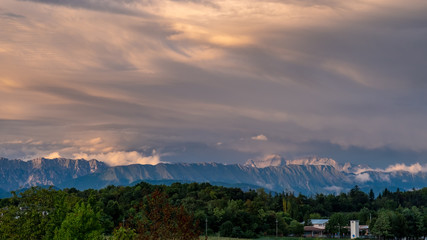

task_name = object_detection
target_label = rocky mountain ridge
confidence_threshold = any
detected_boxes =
[244,155,368,173]
[0,157,426,196]
[0,157,108,191]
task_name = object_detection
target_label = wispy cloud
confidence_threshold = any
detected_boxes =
[356,163,427,174]
[384,163,427,174]
[17,0,153,17]
[1,0,427,166]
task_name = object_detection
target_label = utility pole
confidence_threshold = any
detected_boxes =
[276,218,278,237]
[205,217,208,240]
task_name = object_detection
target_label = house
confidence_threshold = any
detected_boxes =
[304,226,326,237]
[311,219,329,228]
[304,219,369,238]
[304,219,328,238]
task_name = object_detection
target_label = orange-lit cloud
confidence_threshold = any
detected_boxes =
[1,0,427,167]
[45,152,61,159]
[73,151,160,166]
[251,135,268,141]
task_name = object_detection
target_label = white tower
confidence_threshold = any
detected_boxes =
[350,220,359,239]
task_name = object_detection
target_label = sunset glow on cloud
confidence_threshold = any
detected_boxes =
[1,0,427,166]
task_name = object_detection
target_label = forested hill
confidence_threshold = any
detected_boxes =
[0,182,427,239]
[1,157,427,196]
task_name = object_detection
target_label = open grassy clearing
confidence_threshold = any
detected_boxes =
[201,237,338,240]
[201,237,253,240]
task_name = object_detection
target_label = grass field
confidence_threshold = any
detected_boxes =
[201,237,338,240]
[200,237,254,240]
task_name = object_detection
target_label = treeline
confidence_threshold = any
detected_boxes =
[1,183,427,239]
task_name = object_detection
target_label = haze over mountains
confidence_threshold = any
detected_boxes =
[0,156,426,197]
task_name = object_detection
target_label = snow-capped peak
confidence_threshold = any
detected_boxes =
[244,154,286,168]
[245,155,354,171]
[286,157,339,168]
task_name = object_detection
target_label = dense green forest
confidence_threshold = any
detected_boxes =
[1,182,427,239]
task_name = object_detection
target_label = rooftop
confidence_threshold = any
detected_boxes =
[311,219,329,225]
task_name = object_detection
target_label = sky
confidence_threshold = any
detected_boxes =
[1,0,427,168]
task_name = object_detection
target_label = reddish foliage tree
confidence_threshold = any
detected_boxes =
[132,189,200,240]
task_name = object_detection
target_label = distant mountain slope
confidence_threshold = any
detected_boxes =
[60,163,351,194]
[0,157,107,191]
[0,157,426,195]
[244,155,367,173]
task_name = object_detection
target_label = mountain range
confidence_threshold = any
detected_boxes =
[0,156,426,197]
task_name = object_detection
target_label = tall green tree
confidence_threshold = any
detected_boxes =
[112,227,137,240]
[372,210,392,240]
[0,205,21,239]
[403,206,424,240]
[0,187,74,240]
[326,212,347,237]
[390,211,407,240]
[54,202,104,240]
[358,207,371,225]
[288,220,304,236]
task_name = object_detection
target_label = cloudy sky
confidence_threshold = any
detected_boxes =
[1,0,427,167]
